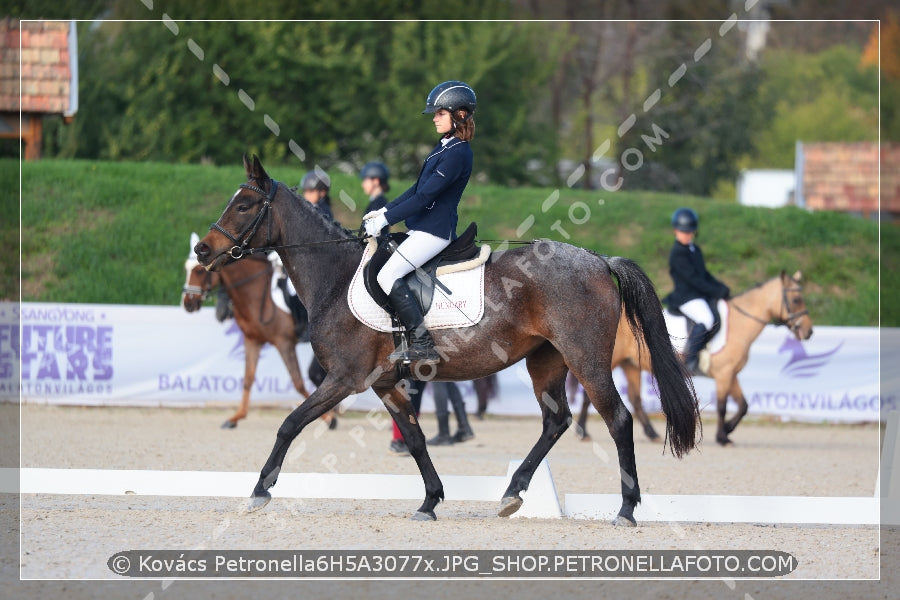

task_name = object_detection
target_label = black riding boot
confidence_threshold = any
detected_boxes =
[683,324,709,376]
[451,399,474,443]
[427,412,454,446]
[387,280,440,365]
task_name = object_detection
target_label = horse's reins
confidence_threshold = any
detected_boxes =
[206,180,369,266]
[729,277,809,334]
[208,180,529,343]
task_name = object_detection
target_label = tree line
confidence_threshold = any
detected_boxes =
[13,0,888,196]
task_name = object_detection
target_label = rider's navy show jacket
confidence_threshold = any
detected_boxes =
[383,137,472,241]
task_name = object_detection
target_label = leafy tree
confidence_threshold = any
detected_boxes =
[618,21,770,196]
[749,45,878,168]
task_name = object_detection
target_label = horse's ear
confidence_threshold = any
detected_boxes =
[251,154,270,184]
[793,270,803,283]
[243,154,252,177]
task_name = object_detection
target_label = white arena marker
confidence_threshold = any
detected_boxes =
[15,460,562,519]
[564,493,878,526]
[881,410,900,525]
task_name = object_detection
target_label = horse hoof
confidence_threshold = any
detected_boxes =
[221,420,237,429]
[498,495,523,518]
[411,511,436,521]
[247,492,271,512]
[716,436,734,446]
[328,417,338,430]
[612,515,637,527]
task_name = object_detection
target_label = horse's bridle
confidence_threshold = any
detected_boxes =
[730,276,809,334]
[208,179,367,261]
[182,267,214,300]
[209,180,280,260]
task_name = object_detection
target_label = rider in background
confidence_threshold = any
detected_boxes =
[360,161,392,238]
[300,170,334,222]
[362,80,476,365]
[664,207,730,376]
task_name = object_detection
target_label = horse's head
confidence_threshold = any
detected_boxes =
[182,232,219,312]
[780,270,813,341]
[195,154,279,271]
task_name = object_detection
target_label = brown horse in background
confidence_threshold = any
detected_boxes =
[574,271,814,445]
[182,239,336,430]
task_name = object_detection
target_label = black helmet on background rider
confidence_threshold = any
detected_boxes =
[359,161,390,182]
[300,171,330,192]
[671,207,699,233]
[422,80,476,119]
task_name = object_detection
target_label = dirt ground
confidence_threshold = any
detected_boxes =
[4,403,899,599]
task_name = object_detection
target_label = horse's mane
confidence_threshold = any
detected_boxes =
[281,182,358,241]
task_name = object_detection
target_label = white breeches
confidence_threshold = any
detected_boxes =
[678,298,715,329]
[377,230,451,294]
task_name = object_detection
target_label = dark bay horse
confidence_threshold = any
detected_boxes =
[574,271,814,445]
[182,243,336,430]
[193,155,701,525]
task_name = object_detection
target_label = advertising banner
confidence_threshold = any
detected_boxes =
[2,302,888,422]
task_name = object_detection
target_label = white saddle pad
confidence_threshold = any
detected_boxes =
[663,299,729,356]
[347,242,487,333]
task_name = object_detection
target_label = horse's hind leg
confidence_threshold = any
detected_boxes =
[576,365,641,526]
[248,375,353,511]
[223,339,262,429]
[500,343,571,517]
[375,381,444,521]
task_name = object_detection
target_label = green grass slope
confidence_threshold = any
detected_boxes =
[10,158,894,326]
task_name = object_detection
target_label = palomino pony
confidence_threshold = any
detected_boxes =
[574,271,814,445]
[182,239,336,430]
[193,155,701,525]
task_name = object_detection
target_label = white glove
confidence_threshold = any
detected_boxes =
[362,207,387,221]
[364,213,389,237]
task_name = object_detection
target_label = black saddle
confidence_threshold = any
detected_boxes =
[363,222,482,316]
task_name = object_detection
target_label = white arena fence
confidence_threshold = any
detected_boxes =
[0,302,891,423]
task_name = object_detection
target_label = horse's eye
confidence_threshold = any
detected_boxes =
[236,203,250,214]
[792,297,802,305]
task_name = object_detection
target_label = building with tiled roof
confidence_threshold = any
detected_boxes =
[0,18,78,160]
[795,141,900,220]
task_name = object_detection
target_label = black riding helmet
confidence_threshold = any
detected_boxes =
[423,80,476,119]
[671,207,699,233]
[359,161,390,181]
[300,171,330,191]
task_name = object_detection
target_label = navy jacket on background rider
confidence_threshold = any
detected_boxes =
[383,137,473,241]
[665,240,730,309]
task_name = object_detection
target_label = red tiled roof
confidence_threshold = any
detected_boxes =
[801,142,900,214]
[0,18,75,115]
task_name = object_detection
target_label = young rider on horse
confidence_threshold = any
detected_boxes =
[362,80,476,365]
[664,207,730,375]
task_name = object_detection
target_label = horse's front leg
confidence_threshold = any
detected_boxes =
[223,338,262,429]
[714,373,737,446]
[375,381,445,521]
[247,375,354,511]
[723,378,748,436]
[276,341,311,400]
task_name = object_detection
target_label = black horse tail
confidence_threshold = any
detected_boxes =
[605,255,701,457]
